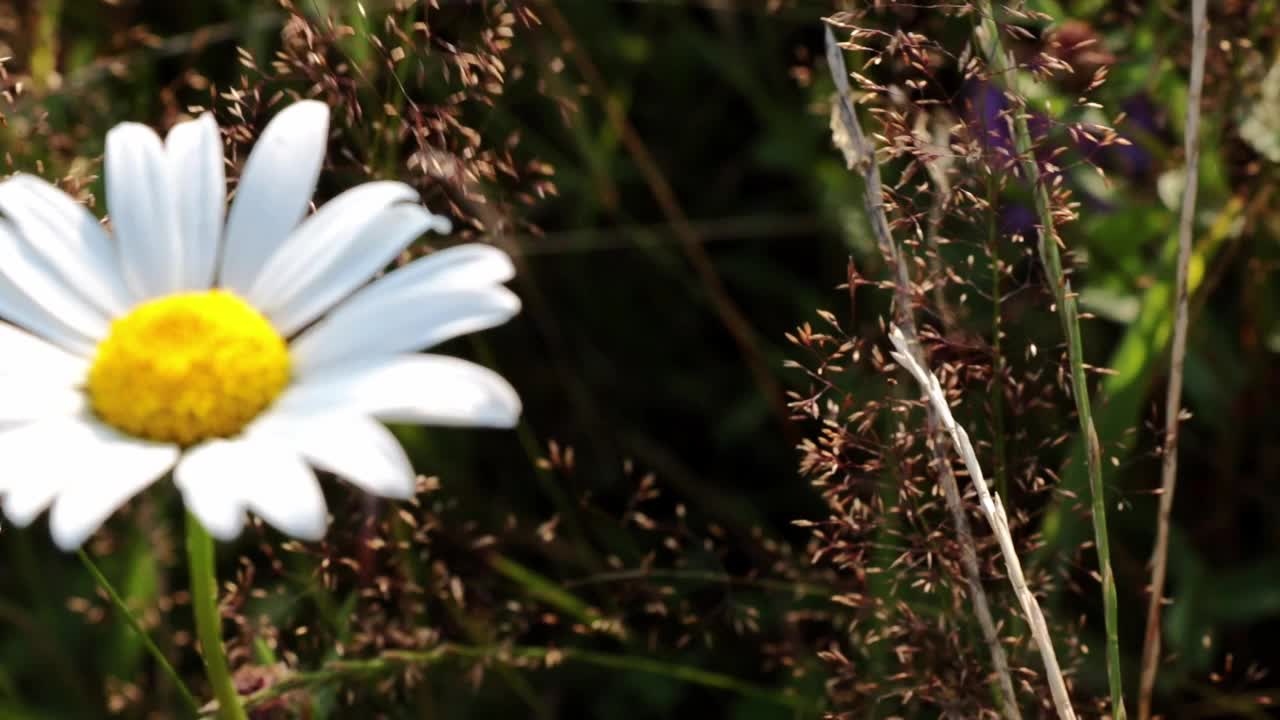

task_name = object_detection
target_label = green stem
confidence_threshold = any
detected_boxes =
[185,512,247,720]
[487,554,602,625]
[77,550,200,715]
[225,643,817,715]
[563,567,830,598]
[470,336,600,570]
[30,0,62,93]
[987,171,1009,501]
[974,4,1126,717]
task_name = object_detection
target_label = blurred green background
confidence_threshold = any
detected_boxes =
[0,0,1278,718]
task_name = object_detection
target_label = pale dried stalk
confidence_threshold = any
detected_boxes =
[824,25,1022,720]
[1138,0,1208,717]
[889,326,1077,720]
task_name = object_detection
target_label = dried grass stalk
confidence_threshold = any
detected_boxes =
[825,25,1022,720]
[1138,0,1209,716]
[889,325,1077,720]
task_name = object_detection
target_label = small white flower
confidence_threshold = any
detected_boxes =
[0,100,522,549]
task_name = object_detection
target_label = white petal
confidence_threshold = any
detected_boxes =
[0,321,89,383]
[174,440,248,541]
[0,420,77,523]
[290,286,520,374]
[0,270,96,355]
[0,379,85,424]
[0,219,111,342]
[220,100,330,294]
[107,122,184,299]
[241,442,328,541]
[247,181,415,306]
[0,313,88,423]
[250,411,414,499]
[3,479,66,529]
[48,427,179,550]
[175,437,327,541]
[343,243,513,299]
[0,174,133,316]
[0,416,177,543]
[247,184,444,333]
[165,113,225,289]
[277,354,521,428]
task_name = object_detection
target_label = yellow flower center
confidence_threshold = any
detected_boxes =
[87,290,290,446]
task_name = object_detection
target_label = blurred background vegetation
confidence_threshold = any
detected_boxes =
[0,0,1277,718]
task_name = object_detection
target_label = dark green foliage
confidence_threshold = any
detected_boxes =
[0,1,1278,718]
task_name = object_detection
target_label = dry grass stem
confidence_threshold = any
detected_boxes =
[825,25,1022,720]
[1138,0,1209,716]
[889,325,1077,720]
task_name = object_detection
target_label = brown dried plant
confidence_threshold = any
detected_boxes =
[791,2,1136,717]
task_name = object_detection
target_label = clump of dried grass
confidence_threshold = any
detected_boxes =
[207,0,552,242]
[792,1,1137,717]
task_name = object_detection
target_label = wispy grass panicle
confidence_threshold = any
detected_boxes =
[888,326,1076,720]
[824,24,1021,720]
[797,3,1142,716]
[970,3,1126,715]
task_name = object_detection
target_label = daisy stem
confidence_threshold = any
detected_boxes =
[77,550,200,715]
[185,512,247,720]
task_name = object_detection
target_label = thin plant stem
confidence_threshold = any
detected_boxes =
[185,512,247,720]
[471,335,600,570]
[1138,0,1208,717]
[825,25,1022,720]
[889,326,1077,720]
[987,171,1010,501]
[563,567,832,598]
[487,554,603,625]
[922,118,958,329]
[974,52,1009,499]
[77,550,200,715]
[222,643,817,716]
[439,602,553,719]
[972,4,1126,716]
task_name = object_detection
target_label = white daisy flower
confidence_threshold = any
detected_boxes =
[0,100,522,550]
